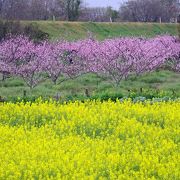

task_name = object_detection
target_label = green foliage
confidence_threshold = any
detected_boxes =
[91,91,124,101]
[128,88,178,99]
[106,7,118,22]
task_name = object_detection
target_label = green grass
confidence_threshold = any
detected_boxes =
[0,70,180,101]
[22,21,178,40]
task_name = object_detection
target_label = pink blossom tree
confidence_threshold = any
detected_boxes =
[0,36,34,80]
[0,35,179,89]
[16,42,46,89]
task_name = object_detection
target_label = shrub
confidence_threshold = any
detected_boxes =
[24,23,49,42]
[0,20,49,42]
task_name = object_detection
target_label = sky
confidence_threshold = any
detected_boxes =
[84,0,124,10]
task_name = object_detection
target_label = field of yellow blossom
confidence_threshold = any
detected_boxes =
[0,100,179,179]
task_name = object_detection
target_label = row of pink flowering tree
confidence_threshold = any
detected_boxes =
[0,35,179,89]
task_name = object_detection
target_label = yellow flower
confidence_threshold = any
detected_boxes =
[0,100,179,179]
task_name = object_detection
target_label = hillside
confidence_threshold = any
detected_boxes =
[23,21,178,40]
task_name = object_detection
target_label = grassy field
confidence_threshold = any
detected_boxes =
[23,21,178,40]
[0,70,180,101]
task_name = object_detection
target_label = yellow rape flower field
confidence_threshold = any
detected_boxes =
[0,100,179,179]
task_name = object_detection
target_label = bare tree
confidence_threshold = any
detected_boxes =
[0,0,5,15]
[0,0,62,20]
[0,0,29,20]
[79,7,118,22]
[119,0,179,22]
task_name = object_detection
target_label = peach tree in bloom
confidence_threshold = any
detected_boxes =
[0,35,179,88]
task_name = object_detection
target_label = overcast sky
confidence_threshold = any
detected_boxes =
[84,0,124,10]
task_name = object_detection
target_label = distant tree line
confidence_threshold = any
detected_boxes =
[120,0,180,22]
[0,0,82,21]
[0,0,179,22]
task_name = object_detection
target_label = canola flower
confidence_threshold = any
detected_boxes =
[0,99,179,179]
